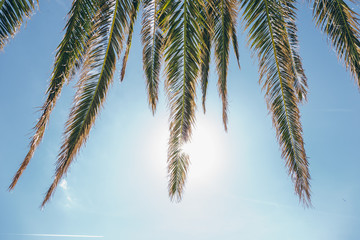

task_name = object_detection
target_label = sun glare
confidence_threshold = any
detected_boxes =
[182,115,230,188]
[143,113,231,194]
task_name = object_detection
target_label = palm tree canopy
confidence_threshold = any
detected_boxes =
[2,0,360,207]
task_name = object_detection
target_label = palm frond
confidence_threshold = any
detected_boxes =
[0,0,36,50]
[9,0,98,190]
[199,1,213,113]
[200,24,211,113]
[41,0,132,207]
[141,0,164,114]
[231,23,241,68]
[167,131,190,202]
[241,0,311,206]
[213,0,239,131]
[162,0,206,201]
[120,0,139,81]
[281,0,308,103]
[312,0,360,88]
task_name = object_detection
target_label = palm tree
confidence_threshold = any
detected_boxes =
[2,0,360,207]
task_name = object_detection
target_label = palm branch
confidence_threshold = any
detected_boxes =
[0,0,36,50]
[200,24,211,113]
[7,0,360,208]
[9,0,98,190]
[167,130,190,202]
[161,0,207,201]
[120,0,139,81]
[213,0,239,131]
[312,0,360,88]
[241,0,311,206]
[231,23,241,68]
[41,0,132,207]
[199,0,213,113]
[141,0,164,113]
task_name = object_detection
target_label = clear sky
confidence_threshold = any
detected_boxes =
[1,1,360,239]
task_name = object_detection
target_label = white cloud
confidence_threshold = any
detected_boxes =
[59,179,68,190]
[58,179,74,207]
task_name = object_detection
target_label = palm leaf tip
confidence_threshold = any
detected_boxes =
[41,178,59,208]
[8,151,33,190]
[9,102,53,190]
[168,150,190,202]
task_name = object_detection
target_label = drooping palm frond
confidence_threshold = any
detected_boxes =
[141,0,164,114]
[120,0,139,81]
[200,24,211,113]
[41,0,132,207]
[161,0,206,201]
[312,0,360,88]
[167,130,190,202]
[199,1,213,113]
[231,23,240,68]
[241,0,311,206]
[280,0,308,103]
[9,0,98,190]
[213,0,239,131]
[0,0,36,50]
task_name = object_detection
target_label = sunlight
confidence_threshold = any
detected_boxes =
[182,115,230,188]
[143,113,231,190]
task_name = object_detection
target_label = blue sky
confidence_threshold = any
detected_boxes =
[1,1,360,239]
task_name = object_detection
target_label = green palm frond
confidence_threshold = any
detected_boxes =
[281,0,308,103]
[9,0,98,191]
[162,0,206,201]
[167,131,190,202]
[120,0,139,81]
[141,0,164,114]
[0,0,36,50]
[312,0,360,88]
[241,0,311,206]
[200,24,211,113]
[41,0,131,207]
[213,0,239,131]
[9,0,360,209]
[199,1,213,113]
[231,23,240,68]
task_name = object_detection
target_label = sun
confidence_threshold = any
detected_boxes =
[142,112,231,193]
[182,114,230,188]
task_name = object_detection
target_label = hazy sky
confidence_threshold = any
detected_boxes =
[1,1,360,239]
